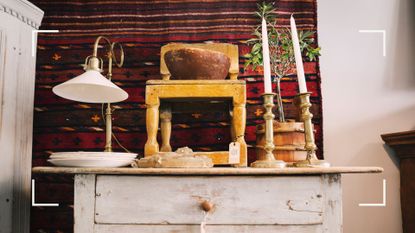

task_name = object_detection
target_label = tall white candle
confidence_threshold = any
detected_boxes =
[261,18,272,93]
[290,15,307,93]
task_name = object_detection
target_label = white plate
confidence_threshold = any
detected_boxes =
[48,158,135,168]
[49,156,135,160]
[50,154,137,159]
[50,151,137,158]
[50,157,134,161]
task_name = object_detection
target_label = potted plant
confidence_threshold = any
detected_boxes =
[245,2,321,163]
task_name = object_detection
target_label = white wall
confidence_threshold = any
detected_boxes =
[319,0,415,232]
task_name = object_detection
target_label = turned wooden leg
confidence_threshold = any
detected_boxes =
[229,73,238,80]
[161,73,171,80]
[232,103,247,167]
[160,104,172,152]
[145,103,160,156]
[229,104,235,141]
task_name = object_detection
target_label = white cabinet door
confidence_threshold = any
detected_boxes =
[0,1,43,232]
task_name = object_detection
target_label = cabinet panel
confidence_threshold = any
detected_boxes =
[0,1,43,232]
[0,29,5,127]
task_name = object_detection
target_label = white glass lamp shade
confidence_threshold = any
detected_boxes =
[52,70,128,103]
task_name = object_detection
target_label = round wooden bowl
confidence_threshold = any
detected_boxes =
[164,47,231,80]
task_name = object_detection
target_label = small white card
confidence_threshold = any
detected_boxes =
[228,142,240,164]
[200,221,206,233]
[200,211,208,233]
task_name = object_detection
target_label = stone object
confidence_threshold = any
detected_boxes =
[134,147,214,168]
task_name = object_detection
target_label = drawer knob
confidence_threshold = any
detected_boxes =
[201,200,213,212]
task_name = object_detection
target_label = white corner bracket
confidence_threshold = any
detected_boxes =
[31,179,59,207]
[358,30,386,57]
[31,30,59,57]
[358,179,386,207]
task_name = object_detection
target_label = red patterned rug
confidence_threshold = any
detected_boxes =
[31,0,323,232]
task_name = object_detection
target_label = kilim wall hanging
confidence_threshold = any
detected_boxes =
[31,0,323,232]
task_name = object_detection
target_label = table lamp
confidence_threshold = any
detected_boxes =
[51,36,136,166]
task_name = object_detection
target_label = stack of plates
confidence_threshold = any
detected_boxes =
[48,151,137,168]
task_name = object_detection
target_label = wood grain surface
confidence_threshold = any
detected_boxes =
[33,166,383,175]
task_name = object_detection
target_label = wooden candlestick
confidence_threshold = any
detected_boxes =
[251,93,286,168]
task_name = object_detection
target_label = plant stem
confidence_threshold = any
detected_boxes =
[275,75,285,122]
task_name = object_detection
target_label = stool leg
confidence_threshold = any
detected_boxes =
[232,103,247,167]
[229,104,235,141]
[145,103,160,156]
[160,104,172,152]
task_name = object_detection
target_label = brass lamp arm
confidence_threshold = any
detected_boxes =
[86,36,124,77]
[92,36,112,57]
[90,36,125,153]
[110,42,124,68]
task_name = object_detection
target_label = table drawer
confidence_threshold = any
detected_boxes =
[94,224,323,233]
[94,175,324,225]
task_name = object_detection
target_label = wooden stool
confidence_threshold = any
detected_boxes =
[144,43,247,167]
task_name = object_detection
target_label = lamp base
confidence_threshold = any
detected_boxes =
[250,159,286,168]
[293,158,330,168]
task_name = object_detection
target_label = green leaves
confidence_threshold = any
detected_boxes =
[256,2,276,21]
[298,30,321,62]
[252,43,262,54]
[244,1,322,122]
[244,44,263,71]
[244,2,322,77]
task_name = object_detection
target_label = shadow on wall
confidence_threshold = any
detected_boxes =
[329,104,415,168]
[352,109,415,168]
[385,0,415,90]
[383,144,399,168]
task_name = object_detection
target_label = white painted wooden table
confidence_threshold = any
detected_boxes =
[33,167,382,233]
